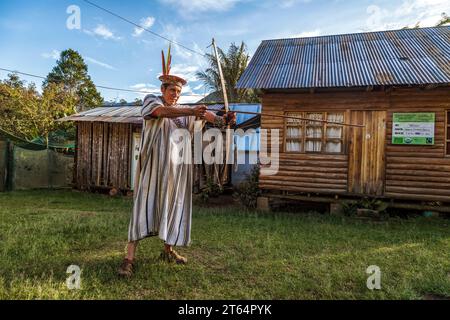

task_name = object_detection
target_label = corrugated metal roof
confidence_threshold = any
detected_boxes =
[58,103,262,125]
[58,107,142,124]
[237,26,450,89]
[208,104,262,125]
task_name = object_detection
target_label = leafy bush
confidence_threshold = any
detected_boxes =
[342,197,388,216]
[199,177,223,203]
[233,165,261,209]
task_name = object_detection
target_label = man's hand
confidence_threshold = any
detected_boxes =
[224,112,237,127]
[193,105,207,119]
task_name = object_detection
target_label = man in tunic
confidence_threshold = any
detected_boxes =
[118,71,236,277]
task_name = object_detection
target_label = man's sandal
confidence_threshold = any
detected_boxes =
[160,250,188,264]
[118,258,135,277]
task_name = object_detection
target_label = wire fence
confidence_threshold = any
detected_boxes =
[0,137,74,192]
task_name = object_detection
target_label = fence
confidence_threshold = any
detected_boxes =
[0,140,7,191]
[0,138,74,191]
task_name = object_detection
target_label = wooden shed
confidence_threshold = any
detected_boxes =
[60,107,142,192]
[236,26,450,211]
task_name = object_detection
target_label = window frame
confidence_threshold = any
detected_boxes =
[284,110,346,155]
[446,110,450,157]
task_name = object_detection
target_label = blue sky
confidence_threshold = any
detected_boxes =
[0,0,448,103]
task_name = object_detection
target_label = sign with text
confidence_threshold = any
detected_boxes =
[392,113,435,145]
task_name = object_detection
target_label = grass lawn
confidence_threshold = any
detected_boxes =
[0,190,449,300]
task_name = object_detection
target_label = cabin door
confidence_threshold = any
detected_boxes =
[130,132,141,190]
[348,111,386,196]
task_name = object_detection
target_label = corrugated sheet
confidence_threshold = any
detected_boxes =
[208,104,262,126]
[58,104,262,126]
[237,26,450,89]
[58,107,142,124]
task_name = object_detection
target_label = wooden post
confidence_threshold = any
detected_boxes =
[257,197,271,211]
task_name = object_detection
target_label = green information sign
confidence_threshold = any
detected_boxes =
[392,113,435,145]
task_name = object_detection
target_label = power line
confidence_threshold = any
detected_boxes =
[81,0,206,57]
[0,67,157,95]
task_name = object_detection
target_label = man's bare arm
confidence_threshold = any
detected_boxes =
[144,105,207,120]
[204,111,218,123]
[204,111,237,127]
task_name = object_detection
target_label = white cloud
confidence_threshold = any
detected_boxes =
[170,64,200,82]
[365,0,450,31]
[130,83,158,90]
[290,29,322,38]
[129,83,204,103]
[160,0,239,13]
[133,17,156,37]
[280,0,312,9]
[159,24,206,70]
[178,93,205,104]
[84,24,122,41]
[42,50,116,70]
[194,84,205,91]
[130,83,161,96]
[41,50,60,60]
[85,57,117,70]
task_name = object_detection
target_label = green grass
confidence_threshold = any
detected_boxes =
[0,190,449,300]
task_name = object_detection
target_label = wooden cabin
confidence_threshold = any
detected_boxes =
[236,26,450,211]
[60,103,261,193]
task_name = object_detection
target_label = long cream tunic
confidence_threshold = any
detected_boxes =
[128,94,200,246]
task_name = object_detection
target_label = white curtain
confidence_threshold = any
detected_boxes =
[287,126,301,138]
[306,127,322,138]
[286,140,301,152]
[305,141,322,152]
[325,113,344,153]
[326,127,342,139]
[327,113,344,123]
[326,142,342,153]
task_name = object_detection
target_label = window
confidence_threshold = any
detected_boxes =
[285,111,345,154]
[447,111,450,156]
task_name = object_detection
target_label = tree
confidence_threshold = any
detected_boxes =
[0,74,40,139]
[404,12,449,29]
[0,73,77,145]
[196,42,260,103]
[3,73,24,89]
[436,13,450,26]
[43,49,103,112]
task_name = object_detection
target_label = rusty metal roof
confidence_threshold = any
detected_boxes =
[237,26,450,89]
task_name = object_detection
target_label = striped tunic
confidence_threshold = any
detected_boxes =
[128,94,200,246]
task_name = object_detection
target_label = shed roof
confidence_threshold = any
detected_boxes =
[236,26,450,89]
[59,106,143,124]
[58,103,262,126]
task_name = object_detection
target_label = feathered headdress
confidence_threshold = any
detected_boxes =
[159,44,187,87]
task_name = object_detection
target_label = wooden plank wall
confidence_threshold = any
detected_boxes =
[76,122,134,191]
[260,92,352,195]
[260,87,450,202]
[385,88,450,202]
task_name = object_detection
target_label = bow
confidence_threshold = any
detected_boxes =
[212,38,233,187]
